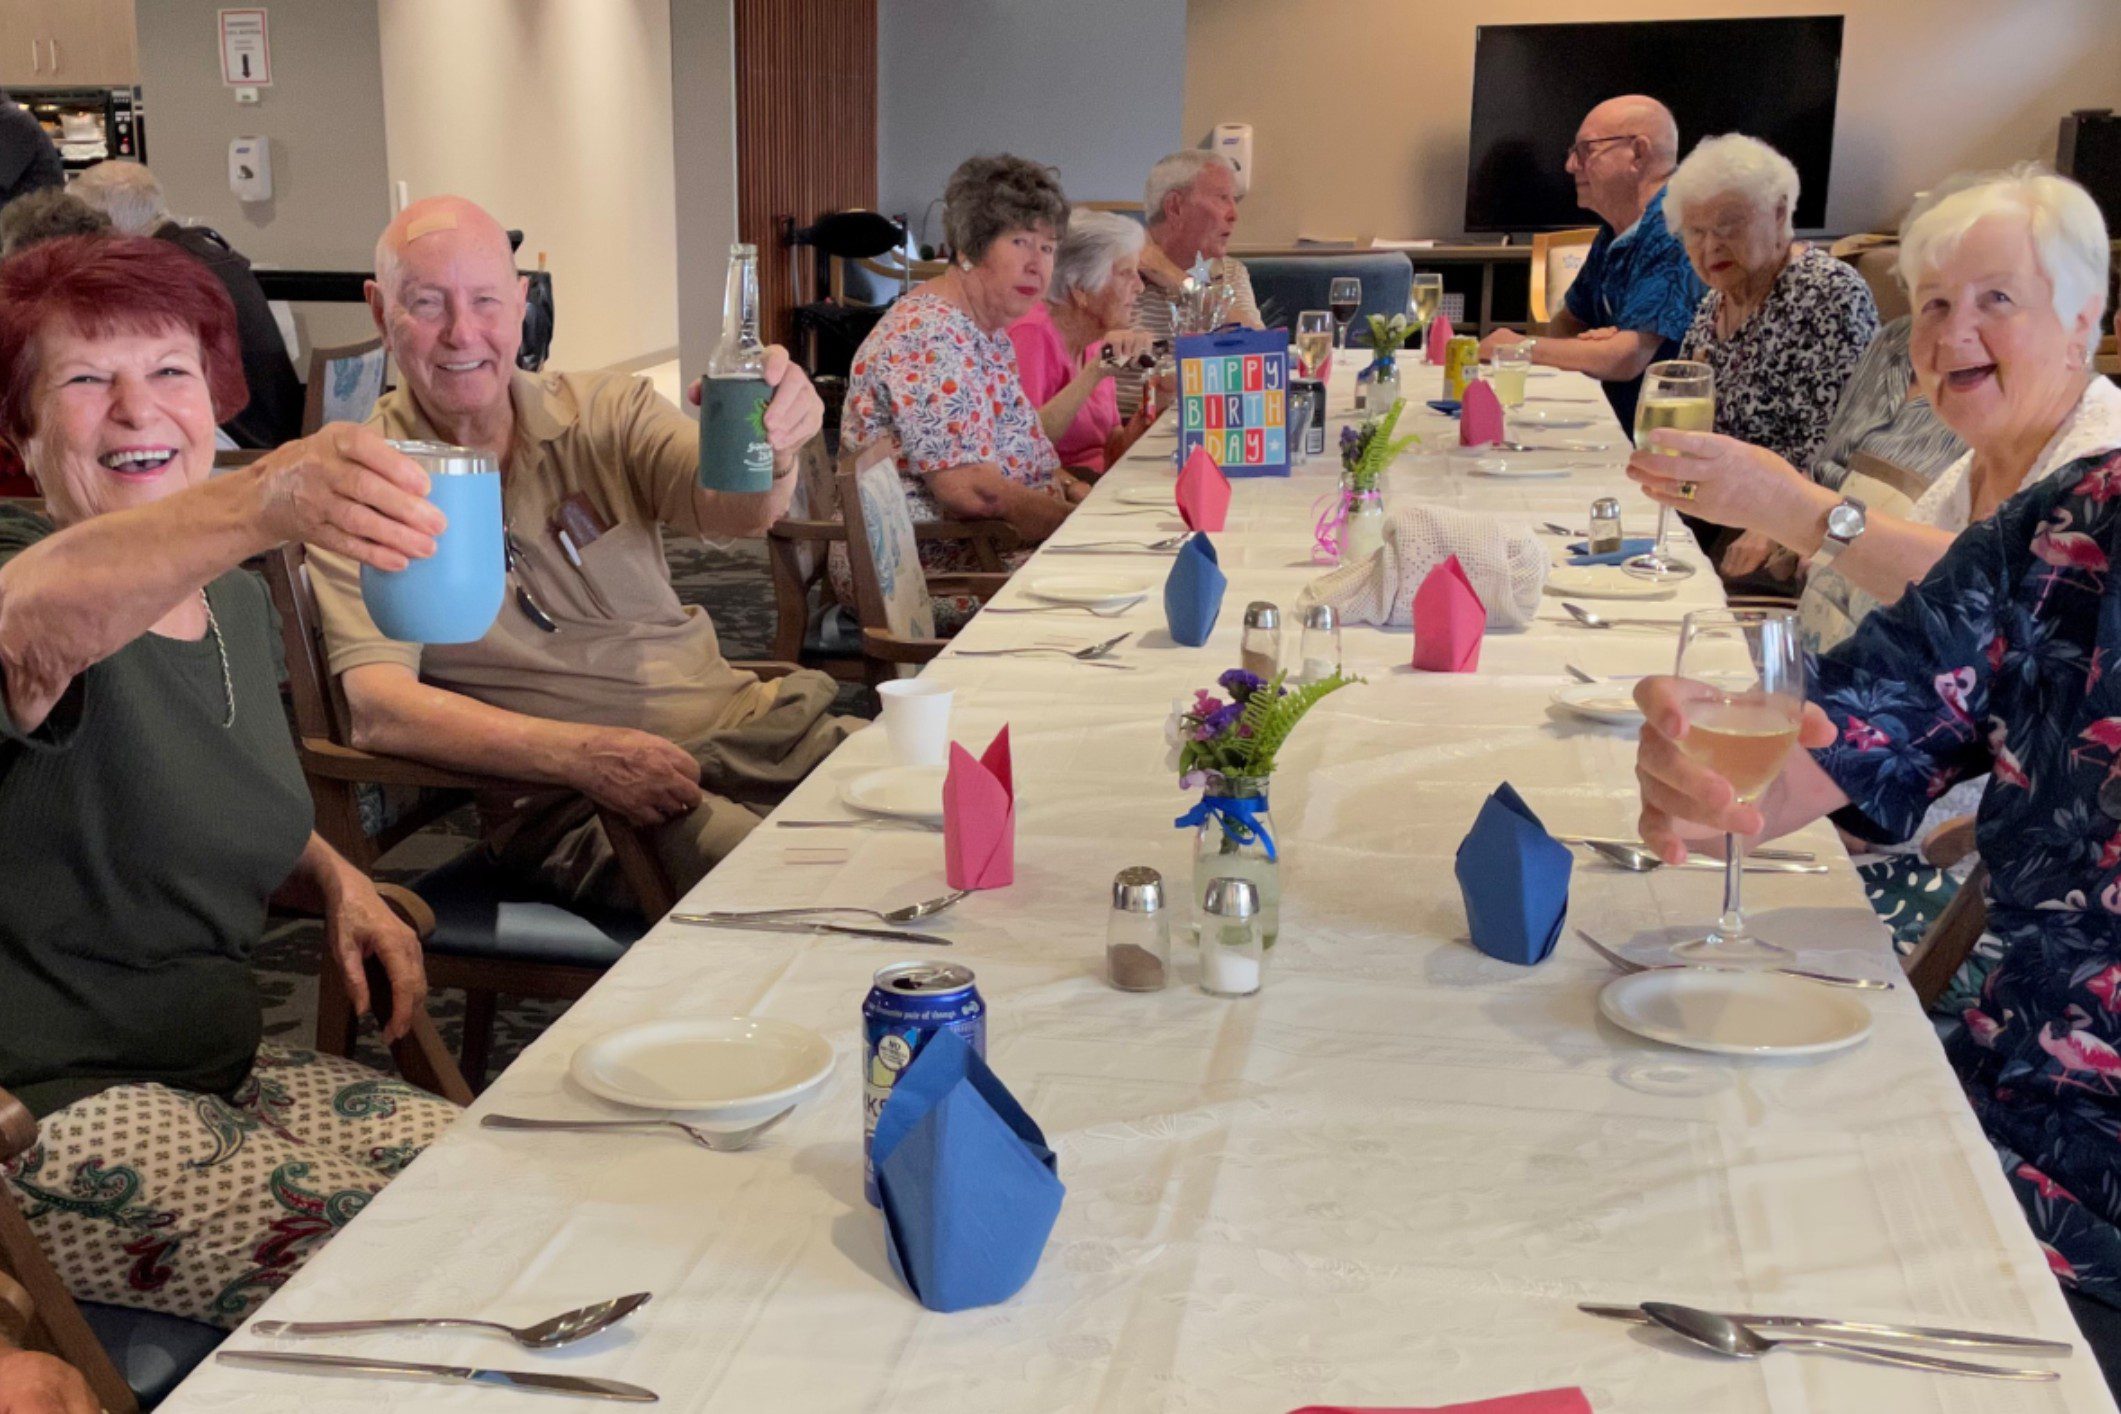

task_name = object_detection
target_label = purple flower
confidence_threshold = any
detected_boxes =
[1179,769,1209,791]
[1218,668,1266,700]
[1203,701,1245,735]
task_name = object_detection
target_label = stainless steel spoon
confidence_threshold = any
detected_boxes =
[983,602,1138,618]
[1046,534,1193,554]
[1562,602,1681,630]
[253,1293,651,1350]
[1641,1302,2056,1382]
[481,1107,794,1153]
[953,632,1131,662]
[1581,838,1827,875]
[686,889,968,926]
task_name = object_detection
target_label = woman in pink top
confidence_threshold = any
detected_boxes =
[1008,209,1164,475]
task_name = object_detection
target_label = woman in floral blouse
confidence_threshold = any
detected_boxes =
[1632,452,2121,1378]
[1660,134,1880,584]
[842,155,1083,583]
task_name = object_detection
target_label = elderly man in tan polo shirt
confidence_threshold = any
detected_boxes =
[306,195,856,911]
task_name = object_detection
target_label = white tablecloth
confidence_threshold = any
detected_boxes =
[166,364,2118,1413]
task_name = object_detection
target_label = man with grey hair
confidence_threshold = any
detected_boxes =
[1119,149,1264,415]
[0,188,109,255]
[305,195,848,913]
[72,158,304,447]
[1480,94,1705,427]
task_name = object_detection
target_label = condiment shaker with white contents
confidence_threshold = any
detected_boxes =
[1240,602,1282,680]
[1199,877,1263,997]
[1107,867,1170,992]
[1296,603,1342,684]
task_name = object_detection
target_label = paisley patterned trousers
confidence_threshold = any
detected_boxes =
[1,1045,459,1328]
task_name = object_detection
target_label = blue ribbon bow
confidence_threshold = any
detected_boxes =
[1173,794,1278,860]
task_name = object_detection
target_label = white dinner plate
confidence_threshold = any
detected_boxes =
[1550,680,1644,725]
[1457,453,1575,479]
[840,765,947,820]
[1026,573,1155,607]
[1598,969,1873,1057]
[570,1017,835,1118]
[1115,487,1176,507]
[1514,407,1597,429]
[1543,566,1678,601]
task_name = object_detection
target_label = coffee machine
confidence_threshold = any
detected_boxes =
[13,86,144,175]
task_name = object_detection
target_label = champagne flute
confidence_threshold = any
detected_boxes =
[1624,359,1713,582]
[1329,277,1361,349]
[1669,608,1806,964]
[1295,310,1333,378]
[1409,272,1443,351]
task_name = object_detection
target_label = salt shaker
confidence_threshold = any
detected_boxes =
[1240,602,1282,680]
[1296,603,1342,683]
[1589,497,1624,556]
[1199,876,1263,997]
[1107,867,1170,992]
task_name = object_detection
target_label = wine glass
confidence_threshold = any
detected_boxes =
[1668,608,1806,964]
[1328,277,1361,349]
[1295,311,1333,378]
[1409,272,1444,350]
[1623,359,1714,582]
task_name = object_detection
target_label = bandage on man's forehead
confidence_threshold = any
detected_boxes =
[403,210,460,243]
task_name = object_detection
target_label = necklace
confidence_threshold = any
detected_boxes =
[199,589,235,729]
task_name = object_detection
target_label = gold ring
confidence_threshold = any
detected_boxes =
[1677,481,1699,501]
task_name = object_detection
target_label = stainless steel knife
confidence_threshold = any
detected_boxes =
[1578,1303,2073,1355]
[667,914,950,945]
[215,1349,659,1401]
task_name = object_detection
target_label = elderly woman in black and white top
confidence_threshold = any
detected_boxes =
[1661,134,1880,580]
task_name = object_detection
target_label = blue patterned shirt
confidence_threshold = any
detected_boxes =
[1563,186,1708,427]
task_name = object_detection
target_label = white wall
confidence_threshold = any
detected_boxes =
[377,0,680,372]
[669,0,739,392]
[878,0,1187,246]
[1186,0,2121,246]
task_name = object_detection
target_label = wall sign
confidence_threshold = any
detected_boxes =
[218,9,271,87]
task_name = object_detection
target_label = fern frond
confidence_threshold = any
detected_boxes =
[1240,671,1356,775]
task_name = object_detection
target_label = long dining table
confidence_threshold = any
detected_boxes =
[166,359,2118,1412]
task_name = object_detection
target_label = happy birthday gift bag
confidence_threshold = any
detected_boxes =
[1177,328,1290,479]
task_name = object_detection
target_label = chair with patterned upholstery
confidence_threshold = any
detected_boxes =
[301,339,389,435]
[835,437,1008,680]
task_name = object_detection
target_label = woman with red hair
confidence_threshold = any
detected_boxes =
[0,237,458,1392]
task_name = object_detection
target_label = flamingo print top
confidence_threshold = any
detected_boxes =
[1812,443,2121,1305]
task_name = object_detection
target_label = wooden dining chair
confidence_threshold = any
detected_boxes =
[260,541,681,1086]
[1904,861,1990,1010]
[0,920,467,1413]
[836,438,1008,681]
[1529,228,1598,332]
[301,339,389,435]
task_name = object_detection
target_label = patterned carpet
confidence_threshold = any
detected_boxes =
[255,534,873,1080]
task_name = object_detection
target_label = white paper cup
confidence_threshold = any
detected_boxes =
[876,680,954,767]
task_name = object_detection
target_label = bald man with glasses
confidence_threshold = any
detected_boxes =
[1481,94,1707,426]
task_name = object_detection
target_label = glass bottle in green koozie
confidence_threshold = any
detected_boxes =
[698,242,776,493]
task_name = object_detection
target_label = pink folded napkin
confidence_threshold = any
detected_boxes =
[1459,378,1504,448]
[1424,315,1454,365]
[1175,446,1231,532]
[1411,553,1486,672]
[1290,1389,1590,1414]
[944,727,1014,890]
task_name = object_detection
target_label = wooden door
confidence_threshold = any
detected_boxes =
[732,0,878,348]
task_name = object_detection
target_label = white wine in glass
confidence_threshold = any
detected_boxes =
[1409,272,1443,350]
[1624,360,1714,582]
[1295,311,1332,377]
[1670,608,1806,964]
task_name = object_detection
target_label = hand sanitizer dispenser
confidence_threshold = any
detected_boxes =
[1211,123,1252,198]
[229,137,271,202]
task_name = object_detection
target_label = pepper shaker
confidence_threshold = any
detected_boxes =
[1107,867,1170,992]
[1296,603,1342,684]
[1589,497,1623,556]
[1240,602,1282,680]
[1199,876,1263,997]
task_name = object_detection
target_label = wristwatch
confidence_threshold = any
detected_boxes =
[1817,495,1868,563]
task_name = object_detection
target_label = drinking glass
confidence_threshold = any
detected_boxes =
[1409,272,1444,349]
[1328,277,1361,349]
[1295,310,1333,377]
[1624,359,1713,582]
[1487,343,1530,408]
[1668,608,1806,964]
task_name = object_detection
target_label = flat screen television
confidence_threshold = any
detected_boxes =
[1465,17,1844,233]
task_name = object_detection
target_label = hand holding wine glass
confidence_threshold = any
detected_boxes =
[1623,359,1713,583]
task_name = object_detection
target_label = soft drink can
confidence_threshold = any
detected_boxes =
[862,962,986,1205]
[1444,335,1481,401]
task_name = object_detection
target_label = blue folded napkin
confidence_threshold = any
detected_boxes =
[1427,399,1461,416]
[1453,782,1572,966]
[873,1026,1064,1313]
[1164,534,1227,647]
[1566,537,1656,567]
